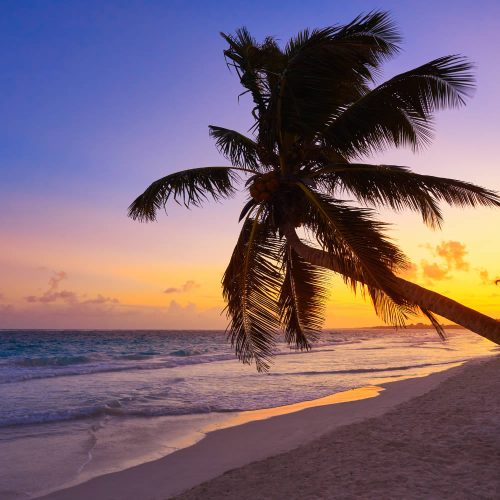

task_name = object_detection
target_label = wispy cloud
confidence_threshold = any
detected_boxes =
[421,240,470,282]
[435,241,469,271]
[25,271,73,303]
[421,261,449,281]
[479,268,489,284]
[477,268,500,286]
[163,280,200,294]
[0,270,224,329]
[399,262,418,280]
[25,271,119,306]
[81,294,119,305]
[0,292,13,314]
[0,296,225,330]
[48,271,67,290]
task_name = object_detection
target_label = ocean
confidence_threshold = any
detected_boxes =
[0,328,498,499]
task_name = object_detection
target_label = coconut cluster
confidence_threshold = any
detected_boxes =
[249,172,280,202]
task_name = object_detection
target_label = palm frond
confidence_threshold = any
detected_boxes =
[285,11,400,65]
[367,286,416,327]
[128,167,240,222]
[239,198,258,222]
[222,214,282,372]
[209,125,263,170]
[280,11,401,136]
[314,164,500,228]
[279,244,331,350]
[330,10,401,73]
[298,184,408,299]
[420,308,446,339]
[286,227,416,328]
[324,55,475,157]
[220,28,284,152]
[220,28,270,115]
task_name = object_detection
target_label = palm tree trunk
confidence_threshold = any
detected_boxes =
[283,226,500,345]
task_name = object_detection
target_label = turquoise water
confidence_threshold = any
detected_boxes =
[0,328,497,499]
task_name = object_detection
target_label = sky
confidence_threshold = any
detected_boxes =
[1,0,499,329]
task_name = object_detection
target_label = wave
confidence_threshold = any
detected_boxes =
[269,360,464,377]
[118,354,153,361]
[0,345,342,385]
[0,360,460,427]
[0,352,238,384]
[0,329,469,386]
[0,399,242,428]
[169,349,204,357]
[13,355,92,367]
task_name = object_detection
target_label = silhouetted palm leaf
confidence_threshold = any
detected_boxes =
[420,308,446,339]
[281,12,401,135]
[324,56,474,157]
[313,164,500,228]
[222,215,282,371]
[238,198,258,222]
[279,244,331,349]
[366,286,417,327]
[128,167,240,222]
[331,10,401,58]
[298,184,407,298]
[220,28,270,115]
[209,126,264,170]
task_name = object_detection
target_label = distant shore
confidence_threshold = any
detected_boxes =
[369,322,466,329]
[39,355,500,499]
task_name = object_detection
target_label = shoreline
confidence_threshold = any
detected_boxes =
[178,353,500,500]
[38,357,490,500]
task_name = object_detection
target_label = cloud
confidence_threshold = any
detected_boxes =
[477,268,500,286]
[48,271,67,290]
[421,261,449,281]
[158,300,224,328]
[399,262,418,280]
[421,241,471,282]
[0,272,224,330]
[0,293,14,314]
[25,271,72,303]
[0,297,226,330]
[81,294,120,305]
[165,299,198,314]
[24,270,119,307]
[435,241,469,271]
[163,280,200,294]
[26,290,78,304]
[0,303,13,313]
[479,269,489,284]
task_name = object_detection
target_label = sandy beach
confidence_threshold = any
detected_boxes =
[179,355,500,500]
[39,355,500,499]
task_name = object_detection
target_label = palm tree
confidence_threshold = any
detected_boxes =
[129,11,500,371]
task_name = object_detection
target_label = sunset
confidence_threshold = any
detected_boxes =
[1,2,499,499]
[2,1,499,330]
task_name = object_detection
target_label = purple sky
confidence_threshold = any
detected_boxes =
[1,1,499,328]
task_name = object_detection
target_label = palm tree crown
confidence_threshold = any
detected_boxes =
[129,11,500,371]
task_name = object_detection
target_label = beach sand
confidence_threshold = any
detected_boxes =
[39,355,500,499]
[178,355,500,500]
